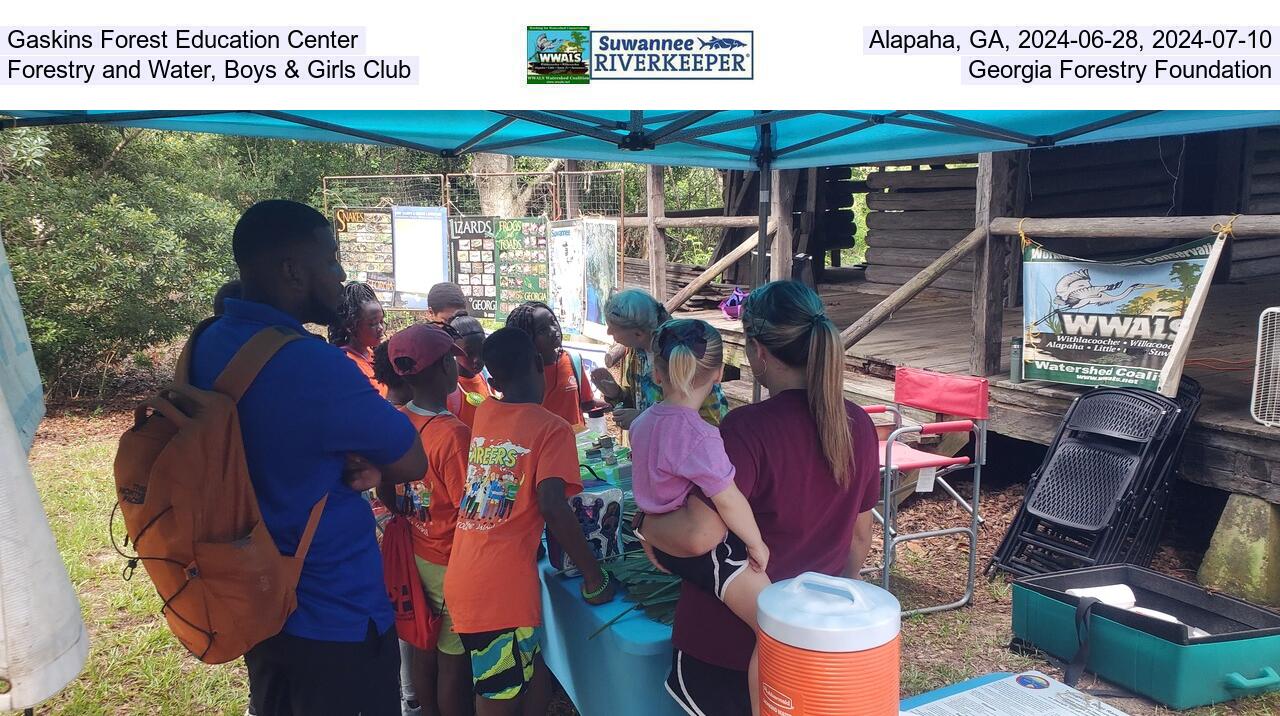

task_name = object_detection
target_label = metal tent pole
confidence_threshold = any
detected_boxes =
[751,122,773,403]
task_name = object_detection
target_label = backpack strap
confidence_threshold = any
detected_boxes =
[213,327,301,402]
[292,495,329,564]
[175,316,221,385]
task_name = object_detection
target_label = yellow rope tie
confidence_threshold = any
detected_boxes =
[1017,217,1031,249]
[1211,214,1240,239]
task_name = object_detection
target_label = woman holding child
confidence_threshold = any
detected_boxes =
[632,280,881,716]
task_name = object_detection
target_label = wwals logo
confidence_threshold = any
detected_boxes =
[527,28,753,83]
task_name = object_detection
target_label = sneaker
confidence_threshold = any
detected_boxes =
[402,699,422,716]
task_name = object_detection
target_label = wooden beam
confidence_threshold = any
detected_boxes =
[988,215,1280,239]
[865,229,971,250]
[841,227,985,348]
[866,167,978,191]
[647,165,668,300]
[653,216,762,229]
[665,220,777,312]
[770,170,799,281]
[866,189,976,211]
[971,152,1018,377]
[866,210,975,230]
[622,207,727,220]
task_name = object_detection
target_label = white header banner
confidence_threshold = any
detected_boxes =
[2,0,1279,108]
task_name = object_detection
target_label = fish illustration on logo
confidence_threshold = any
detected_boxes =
[700,36,747,50]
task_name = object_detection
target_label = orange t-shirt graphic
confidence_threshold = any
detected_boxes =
[444,400,581,633]
[343,346,387,398]
[399,405,471,565]
[450,372,493,429]
[541,350,592,428]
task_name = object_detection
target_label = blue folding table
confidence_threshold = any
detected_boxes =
[541,560,1012,716]
[539,560,685,716]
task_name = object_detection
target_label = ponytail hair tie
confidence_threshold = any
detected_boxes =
[810,313,827,327]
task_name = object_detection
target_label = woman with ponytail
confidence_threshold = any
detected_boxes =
[639,281,880,716]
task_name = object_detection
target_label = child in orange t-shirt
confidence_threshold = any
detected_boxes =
[445,314,492,428]
[444,328,616,714]
[329,281,388,397]
[504,301,603,428]
[379,323,473,716]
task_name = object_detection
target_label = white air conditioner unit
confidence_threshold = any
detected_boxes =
[1252,307,1280,428]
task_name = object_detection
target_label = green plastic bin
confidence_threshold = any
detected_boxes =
[1012,565,1280,710]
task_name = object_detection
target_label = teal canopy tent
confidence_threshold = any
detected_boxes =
[7,108,1280,291]
[6,110,1280,170]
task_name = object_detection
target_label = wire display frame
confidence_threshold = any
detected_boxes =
[322,174,446,214]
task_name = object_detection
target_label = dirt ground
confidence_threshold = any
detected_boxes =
[25,405,1280,716]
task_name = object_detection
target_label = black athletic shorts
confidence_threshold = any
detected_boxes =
[665,649,751,716]
[245,621,400,716]
[654,530,751,601]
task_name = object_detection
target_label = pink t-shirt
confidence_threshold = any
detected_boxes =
[629,403,736,514]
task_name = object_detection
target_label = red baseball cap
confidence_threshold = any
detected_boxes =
[388,323,464,376]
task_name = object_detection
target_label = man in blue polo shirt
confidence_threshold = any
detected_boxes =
[192,200,427,716]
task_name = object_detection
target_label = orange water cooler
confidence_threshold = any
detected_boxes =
[757,572,901,716]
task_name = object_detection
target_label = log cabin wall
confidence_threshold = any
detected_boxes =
[1021,129,1280,281]
[863,163,979,293]
[1239,126,1280,280]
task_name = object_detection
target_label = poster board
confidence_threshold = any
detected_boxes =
[448,215,498,318]
[1021,236,1220,392]
[391,205,449,308]
[582,218,620,335]
[549,220,586,334]
[335,207,395,304]
[900,671,1129,715]
[495,217,549,319]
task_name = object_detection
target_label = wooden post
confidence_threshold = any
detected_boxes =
[798,167,819,286]
[647,165,667,300]
[769,170,799,281]
[841,227,986,348]
[563,159,580,219]
[1005,151,1029,308]
[970,152,1018,377]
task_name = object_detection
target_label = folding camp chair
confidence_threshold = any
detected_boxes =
[864,367,989,615]
[989,378,1201,578]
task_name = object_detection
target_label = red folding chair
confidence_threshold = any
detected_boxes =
[864,367,989,615]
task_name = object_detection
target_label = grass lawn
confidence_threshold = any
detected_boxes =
[16,409,1280,715]
[26,413,248,715]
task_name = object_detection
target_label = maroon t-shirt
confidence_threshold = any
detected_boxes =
[670,389,880,671]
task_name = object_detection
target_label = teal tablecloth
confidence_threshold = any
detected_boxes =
[539,559,685,716]
[541,556,1010,715]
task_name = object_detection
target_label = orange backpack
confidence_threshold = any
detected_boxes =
[112,320,327,664]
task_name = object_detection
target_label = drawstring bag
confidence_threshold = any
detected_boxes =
[381,515,440,650]
[720,287,748,320]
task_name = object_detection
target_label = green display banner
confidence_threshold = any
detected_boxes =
[495,217,549,319]
[1021,236,1216,390]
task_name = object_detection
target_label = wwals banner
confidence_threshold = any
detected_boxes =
[1021,236,1218,390]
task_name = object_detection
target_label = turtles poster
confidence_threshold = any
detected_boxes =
[582,218,619,332]
[549,220,586,334]
[495,217,549,319]
[1021,236,1217,390]
[449,215,498,318]
[335,207,394,305]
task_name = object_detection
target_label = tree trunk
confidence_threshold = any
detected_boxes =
[471,153,520,217]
